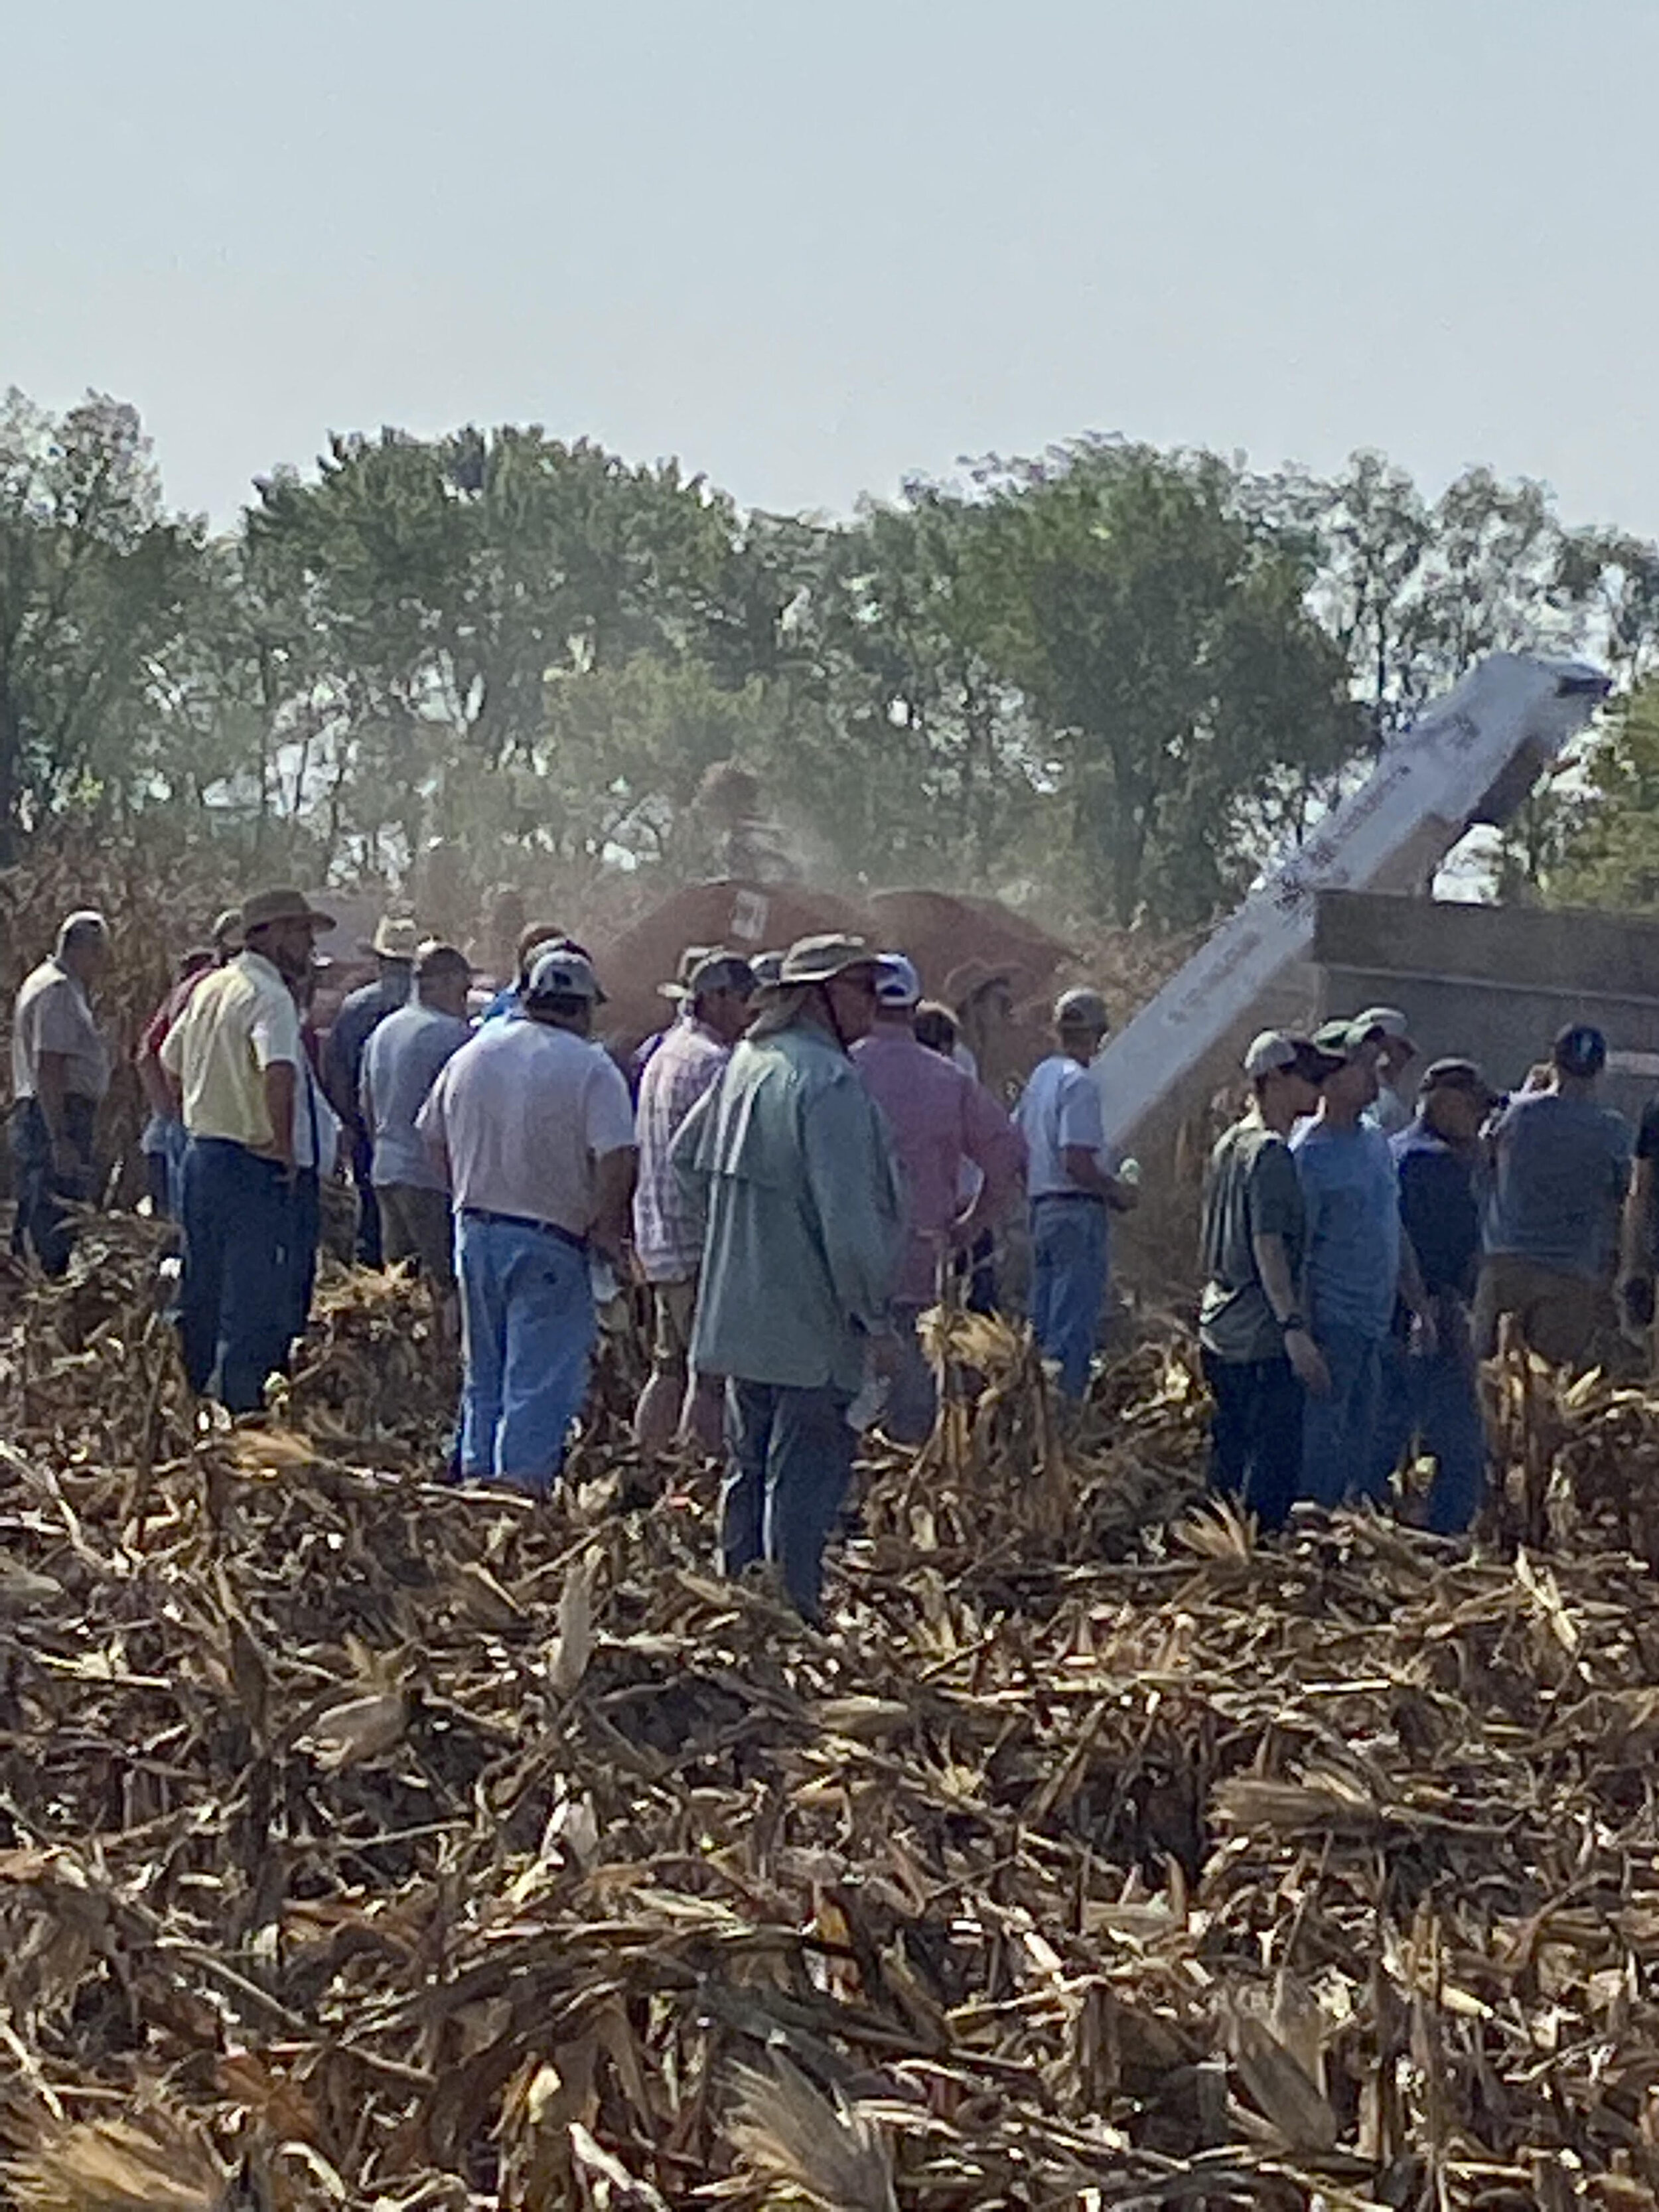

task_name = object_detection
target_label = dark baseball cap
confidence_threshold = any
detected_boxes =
[1553,1023,1607,1079]
[1419,1057,1498,1107]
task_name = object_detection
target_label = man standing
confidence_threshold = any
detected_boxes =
[135,908,243,1218]
[417,945,635,1495]
[10,911,112,1275]
[1014,988,1139,1404]
[1291,1017,1435,1509]
[632,949,755,1457]
[323,914,421,1264]
[1198,1032,1342,1530]
[1376,1059,1497,1536]
[1356,1005,1419,1136]
[673,935,901,1623]
[1475,1023,1631,1369]
[161,888,336,1410]
[480,922,587,1023]
[362,943,474,1302]
[853,952,1025,1441]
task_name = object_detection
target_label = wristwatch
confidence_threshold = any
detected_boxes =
[1279,1313,1307,1335]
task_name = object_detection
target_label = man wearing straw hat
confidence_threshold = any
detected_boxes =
[672,934,901,1623]
[161,887,336,1411]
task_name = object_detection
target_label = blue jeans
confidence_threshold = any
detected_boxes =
[882,1302,936,1445]
[285,1169,321,1349]
[177,1138,293,1412]
[723,1378,855,1622]
[1372,1318,1486,1535]
[1300,1324,1384,1509]
[1029,1196,1108,1400]
[9,1094,96,1277]
[456,1209,595,1493]
[1201,1349,1303,1532]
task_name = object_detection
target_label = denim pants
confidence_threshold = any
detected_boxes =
[1371,1319,1486,1535]
[9,1094,96,1277]
[723,1378,855,1622]
[1201,1349,1303,1532]
[455,1209,595,1493]
[882,1302,936,1445]
[178,1138,293,1412]
[1029,1196,1109,1400]
[1299,1324,1384,1509]
[349,1128,383,1268]
[285,1169,321,1348]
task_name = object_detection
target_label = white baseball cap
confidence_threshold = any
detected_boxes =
[526,946,606,1004]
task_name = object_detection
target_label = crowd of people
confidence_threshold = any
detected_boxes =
[7,889,1653,1619]
[1198,1010,1642,1536]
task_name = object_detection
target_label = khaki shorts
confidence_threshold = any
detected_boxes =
[1473,1253,1603,1368]
[378,1183,456,1291]
[649,1278,697,1374]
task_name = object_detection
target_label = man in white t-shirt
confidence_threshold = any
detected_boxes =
[418,945,636,1494]
[1013,987,1139,1400]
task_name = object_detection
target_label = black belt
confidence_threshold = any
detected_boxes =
[1031,1189,1106,1205]
[461,1205,588,1253]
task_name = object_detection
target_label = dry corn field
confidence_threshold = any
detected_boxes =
[3,1222,1659,2209]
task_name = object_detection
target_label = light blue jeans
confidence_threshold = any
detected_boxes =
[1029,1196,1109,1400]
[456,1209,595,1493]
[1300,1323,1384,1509]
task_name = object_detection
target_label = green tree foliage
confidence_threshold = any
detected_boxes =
[960,440,1360,922]
[1534,680,1659,911]
[0,390,201,853]
[8,384,1659,932]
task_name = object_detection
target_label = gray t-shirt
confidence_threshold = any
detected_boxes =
[1199,1117,1305,1363]
[1484,1089,1632,1280]
[363,1003,472,1191]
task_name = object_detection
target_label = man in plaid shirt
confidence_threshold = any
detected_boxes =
[632,950,757,1453]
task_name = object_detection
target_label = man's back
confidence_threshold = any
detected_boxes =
[1015,1053,1102,1197]
[326,974,409,1113]
[855,1027,1021,1301]
[679,1025,900,1391]
[421,1017,632,1237]
[634,1017,729,1280]
[1485,1089,1631,1278]
[364,1002,472,1191]
[13,956,108,1103]
[162,953,298,1149]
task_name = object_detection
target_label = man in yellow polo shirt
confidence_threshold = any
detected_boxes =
[161,887,335,1410]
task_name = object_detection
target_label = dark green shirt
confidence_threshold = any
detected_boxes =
[1198,1116,1305,1364]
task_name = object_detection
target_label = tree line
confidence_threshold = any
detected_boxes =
[3,385,1655,932]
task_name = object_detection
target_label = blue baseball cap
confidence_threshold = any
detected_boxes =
[1553,1023,1607,1078]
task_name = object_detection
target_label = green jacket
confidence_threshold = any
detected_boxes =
[672,1021,901,1394]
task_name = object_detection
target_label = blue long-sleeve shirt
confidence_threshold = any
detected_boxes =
[672,1021,902,1394]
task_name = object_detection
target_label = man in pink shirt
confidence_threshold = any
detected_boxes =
[852,954,1026,1440]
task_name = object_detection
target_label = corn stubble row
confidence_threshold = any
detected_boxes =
[3,1221,1659,2208]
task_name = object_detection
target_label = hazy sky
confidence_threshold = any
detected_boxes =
[7,0,1655,532]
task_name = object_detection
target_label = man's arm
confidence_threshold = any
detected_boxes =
[951,1082,1025,1244]
[321,1007,362,1126]
[34,1052,76,1169]
[590,1145,637,1266]
[1060,1143,1139,1210]
[263,1062,297,1171]
[1252,1228,1330,1395]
